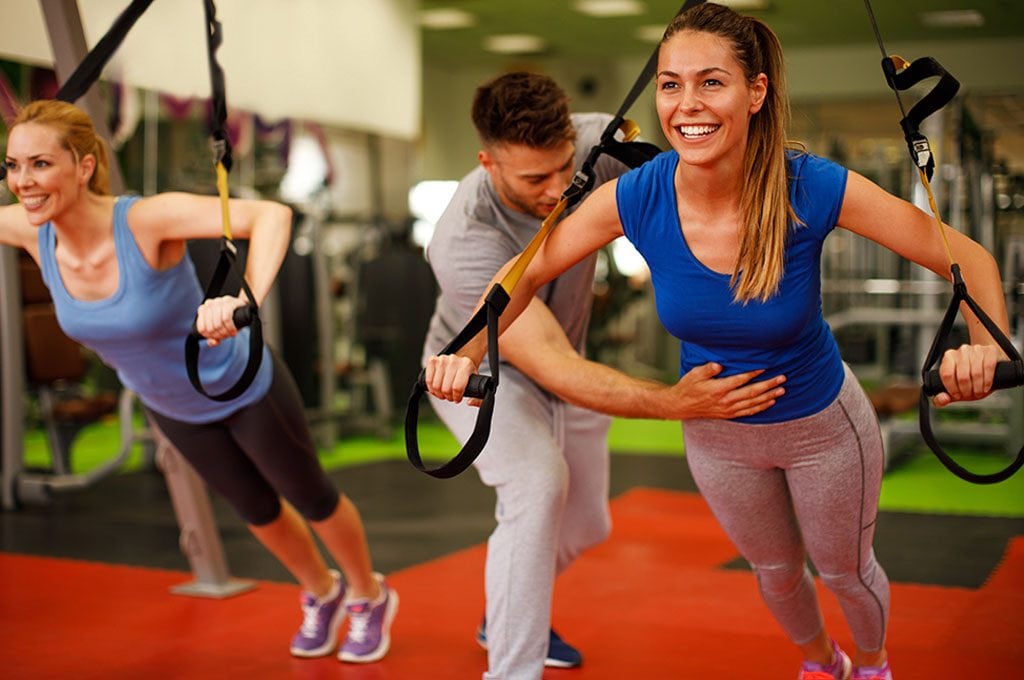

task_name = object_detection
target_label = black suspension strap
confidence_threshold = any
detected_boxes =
[864,0,1024,483]
[404,0,706,478]
[55,0,158,104]
[183,0,263,402]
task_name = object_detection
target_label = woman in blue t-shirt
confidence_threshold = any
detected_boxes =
[425,4,1010,680]
[1,99,396,663]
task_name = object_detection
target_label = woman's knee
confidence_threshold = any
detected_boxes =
[289,489,340,523]
[237,494,283,526]
[753,560,813,599]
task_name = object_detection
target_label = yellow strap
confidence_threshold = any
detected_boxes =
[215,161,232,240]
[500,197,569,292]
[889,54,911,72]
[917,167,955,266]
[619,118,641,142]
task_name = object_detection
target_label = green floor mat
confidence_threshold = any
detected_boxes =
[879,448,1024,517]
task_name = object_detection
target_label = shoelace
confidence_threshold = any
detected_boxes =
[299,601,324,638]
[346,604,371,643]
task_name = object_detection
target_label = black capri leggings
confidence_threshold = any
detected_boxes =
[147,352,340,526]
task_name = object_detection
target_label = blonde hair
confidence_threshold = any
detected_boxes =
[663,3,799,303]
[12,99,111,195]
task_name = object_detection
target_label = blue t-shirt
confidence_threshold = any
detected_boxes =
[615,151,848,423]
[37,195,272,423]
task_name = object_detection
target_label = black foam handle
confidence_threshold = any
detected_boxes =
[415,372,495,400]
[465,374,495,400]
[190,305,254,338]
[922,360,1024,397]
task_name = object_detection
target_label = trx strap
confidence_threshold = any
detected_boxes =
[404,0,706,479]
[184,0,263,401]
[864,0,1024,484]
[56,0,157,104]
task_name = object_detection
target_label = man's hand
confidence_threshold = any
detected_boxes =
[661,363,786,420]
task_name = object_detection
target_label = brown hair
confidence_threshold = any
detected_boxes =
[471,72,576,149]
[663,3,797,303]
[12,99,111,195]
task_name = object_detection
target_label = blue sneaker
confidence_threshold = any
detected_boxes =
[476,617,583,669]
[290,569,346,657]
[338,573,399,663]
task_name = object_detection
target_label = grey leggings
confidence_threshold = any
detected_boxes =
[683,365,890,652]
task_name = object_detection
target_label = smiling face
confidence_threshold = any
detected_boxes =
[479,139,576,220]
[655,29,767,172]
[4,122,95,226]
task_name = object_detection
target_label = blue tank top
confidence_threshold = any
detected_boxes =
[615,151,847,423]
[37,195,272,423]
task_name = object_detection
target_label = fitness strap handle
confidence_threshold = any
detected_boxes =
[918,265,1024,484]
[184,237,263,401]
[865,0,1024,483]
[405,285,509,479]
[183,0,265,401]
[880,55,960,182]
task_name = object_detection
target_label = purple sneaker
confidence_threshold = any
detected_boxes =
[799,640,852,680]
[338,573,399,663]
[289,569,346,658]
[852,661,893,680]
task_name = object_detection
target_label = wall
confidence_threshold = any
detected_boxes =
[419,37,1024,181]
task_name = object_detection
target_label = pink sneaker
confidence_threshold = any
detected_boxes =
[852,661,892,680]
[799,640,852,680]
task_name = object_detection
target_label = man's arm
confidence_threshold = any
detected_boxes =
[499,297,786,421]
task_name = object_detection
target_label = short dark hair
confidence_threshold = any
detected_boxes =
[471,72,575,149]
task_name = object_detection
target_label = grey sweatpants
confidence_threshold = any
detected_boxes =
[683,364,890,652]
[429,374,611,680]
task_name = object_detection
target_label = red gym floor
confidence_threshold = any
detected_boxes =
[2,487,1022,679]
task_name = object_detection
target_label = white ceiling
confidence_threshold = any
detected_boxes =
[0,0,421,139]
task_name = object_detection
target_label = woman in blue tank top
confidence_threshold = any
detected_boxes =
[1,100,397,663]
[424,5,1011,680]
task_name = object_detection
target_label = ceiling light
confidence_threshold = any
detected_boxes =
[483,34,547,55]
[419,8,476,30]
[573,0,646,18]
[636,24,666,43]
[920,10,985,28]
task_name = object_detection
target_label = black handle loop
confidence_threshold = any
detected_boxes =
[405,284,508,478]
[880,55,960,181]
[918,265,1024,484]
[863,0,1022,483]
[184,237,264,401]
